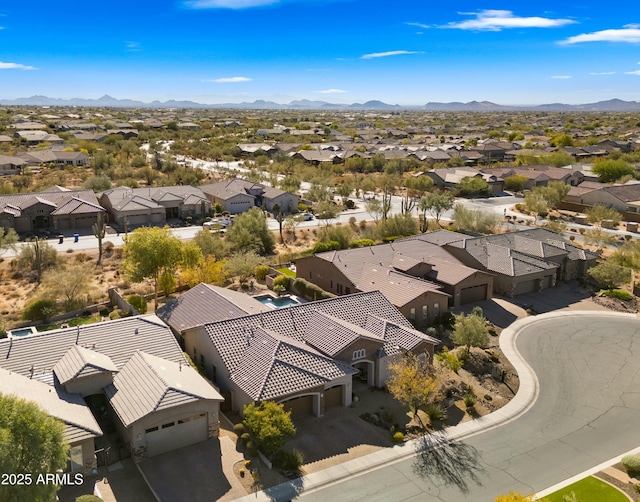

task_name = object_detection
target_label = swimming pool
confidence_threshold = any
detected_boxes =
[253,294,301,309]
[7,326,38,339]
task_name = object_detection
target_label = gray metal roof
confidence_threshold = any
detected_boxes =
[106,351,223,427]
[0,367,102,444]
[157,283,265,333]
[0,315,187,386]
[53,345,118,385]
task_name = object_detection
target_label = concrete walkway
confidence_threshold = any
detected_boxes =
[235,310,620,502]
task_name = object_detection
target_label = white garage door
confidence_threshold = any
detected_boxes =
[145,413,208,457]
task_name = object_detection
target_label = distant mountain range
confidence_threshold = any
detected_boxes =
[2,95,640,111]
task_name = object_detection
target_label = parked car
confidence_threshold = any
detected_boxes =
[301,213,314,221]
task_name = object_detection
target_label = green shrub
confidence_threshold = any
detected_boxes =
[392,431,405,443]
[273,274,290,290]
[293,278,335,300]
[463,391,476,409]
[233,423,245,435]
[484,394,493,401]
[382,235,403,243]
[602,289,633,301]
[126,294,147,314]
[240,432,251,445]
[349,238,376,249]
[345,199,355,209]
[76,496,103,502]
[253,265,270,281]
[103,241,114,253]
[424,404,447,422]
[23,299,58,322]
[435,347,462,373]
[109,310,120,320]
[246,441,258,457]
[622,454,640,473]
[277,448,304,473]
[99,308,109,317]
[312,240,341,253]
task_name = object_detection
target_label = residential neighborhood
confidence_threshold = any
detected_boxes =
[0,105,640,502]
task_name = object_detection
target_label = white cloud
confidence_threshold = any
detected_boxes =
[126,41,142,52]
[0,62,37,70]
[206,76,252,83]
[624,70,640,76]
[589,71,616,75]
[444,9,577,31]
[405,22,430,29]
[317,89,347,94]
[551,75,572,79]
[361,50,423,59]
[560,25,640,44]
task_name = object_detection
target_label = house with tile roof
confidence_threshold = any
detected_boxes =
[413,229,597,297]
[177,291,439,418]
[0,187,105,234]
[296,239,493,313]
[0,154,26,175]
[199,178,298,215]
[99,185,211,229]
[0,315,223,465]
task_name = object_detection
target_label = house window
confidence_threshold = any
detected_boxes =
[212,365,217,383]
[193,347,197,360]
[353,349,366,360]
[178,417,191,425]
[346,287,351,294]
[200,354,205,366]
[433,303,440,317]
[410,308,416,320]
[145,426,158,433]
[309,271,312,279]
[422,305,428,320]
[161,422,175,429]
[330,280,333,289]
[337,284,343,294]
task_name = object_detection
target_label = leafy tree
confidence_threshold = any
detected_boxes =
[82,175,112,192]
[180,255,227,287]
[452,204,501,234]
[538,181,570,210]
[419,191,455,228]
[589,261,632,290]
[523,191,549,222]
[376,214,418,240]
[584,228,617,251]
[318,225,352,249]
[22,298,58,322]
[243,401,296,456]
[503,174,528,192]
[551,133,574,147]
[592,159,636,183]
[387,353,442,426]
[610,240,640,271]
[365,198,385,223]
[459,176,490,197]
[17,238,60,283]
[404,175,434,198]
[225,207,275,255]
[0,227,18,256]
[123,226,184,309]
[224,251,264,284]
[280,175,301,194]
[193,228,229,259]
[585,204,621,229]
[452,309,490,357]
[0,393,68,502]
[41,263,93,311]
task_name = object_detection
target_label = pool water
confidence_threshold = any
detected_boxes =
[254,294,300,309]
[7,327,38,338]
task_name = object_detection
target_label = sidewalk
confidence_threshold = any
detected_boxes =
[232,310,638,502]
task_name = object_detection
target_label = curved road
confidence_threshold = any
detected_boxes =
[293,313,640,501]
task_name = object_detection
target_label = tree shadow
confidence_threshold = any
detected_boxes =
[412,431,484,494]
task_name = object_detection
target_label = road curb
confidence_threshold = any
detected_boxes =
[231,310,637,502]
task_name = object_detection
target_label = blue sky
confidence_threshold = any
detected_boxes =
[1,1,639,105]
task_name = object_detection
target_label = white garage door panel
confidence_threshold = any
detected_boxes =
[145,414,208,457]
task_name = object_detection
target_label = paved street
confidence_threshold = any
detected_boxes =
[238,312,640,502]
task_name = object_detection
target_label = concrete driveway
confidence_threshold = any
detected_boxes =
[138,436,247,502]
[291,312,640,502]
